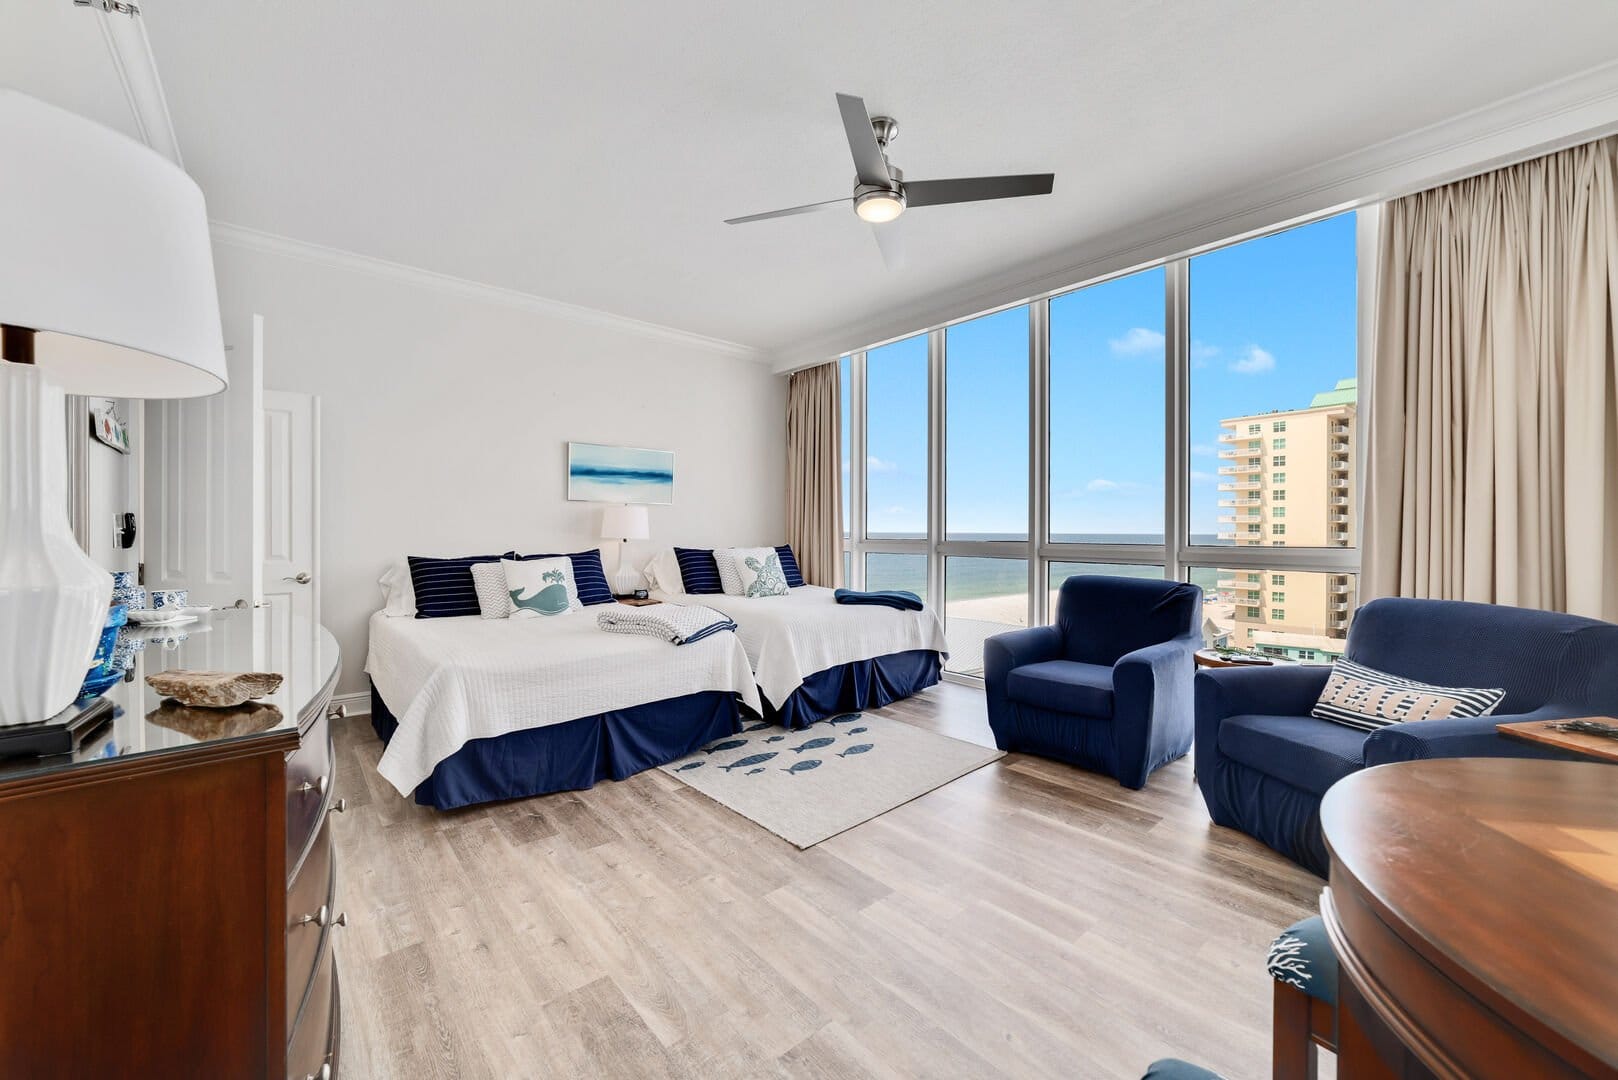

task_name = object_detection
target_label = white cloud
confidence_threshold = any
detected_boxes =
[1230,345,1275,375]
[1109,327,1165,356]
[1190,443,1216,458]
[1189,470,1217,484]
[866,455,898,473]
[1085,478,1136,492]
[1190,340,1219,369]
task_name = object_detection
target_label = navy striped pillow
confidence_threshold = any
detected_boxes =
[775,545,805,588]
[673,547,723,594]
[407,553,514,619]
[512,550,615,606]
[1311,657,1506,732]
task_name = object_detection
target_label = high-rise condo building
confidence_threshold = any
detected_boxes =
[1215,378,1357,661]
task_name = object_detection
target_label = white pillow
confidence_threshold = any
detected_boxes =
[734,547,789,597]
[379,559,416,617]
[470,562,513,619]
[502,557,580,618]
[644,549,685,594]
[713,549,745,595]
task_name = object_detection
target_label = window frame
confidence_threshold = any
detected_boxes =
[838,206,1372,687]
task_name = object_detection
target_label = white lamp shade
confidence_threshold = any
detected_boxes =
[0,89,226,398]
[600,504,650,541]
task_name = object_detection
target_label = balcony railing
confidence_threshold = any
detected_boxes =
[1218,497,1262,508]
[1221,480,1262,491]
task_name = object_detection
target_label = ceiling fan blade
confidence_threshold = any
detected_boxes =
[835,93,891,188]
[904,173,1055,208]
[724,198,850,225]
[871,224,904,269]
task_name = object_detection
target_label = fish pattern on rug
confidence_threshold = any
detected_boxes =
[658,710,1004,849]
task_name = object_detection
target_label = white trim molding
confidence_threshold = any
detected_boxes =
[330,689,372,719]
[773,58,1618,372]
[210,222,768,363]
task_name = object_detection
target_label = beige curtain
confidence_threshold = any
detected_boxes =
[785,362,843,587]
[1365,135,1618,622]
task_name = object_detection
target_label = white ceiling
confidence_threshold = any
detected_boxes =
[11,1,1618,361]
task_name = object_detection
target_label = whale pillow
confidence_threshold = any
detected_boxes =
[501,557,581,618]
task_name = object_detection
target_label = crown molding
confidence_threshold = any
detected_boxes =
[95,4,183,166]
[209,221,768,363]
[772,58,1618,373]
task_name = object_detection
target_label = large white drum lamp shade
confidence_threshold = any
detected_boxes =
[0,88,228,727]
[0,88,227,395]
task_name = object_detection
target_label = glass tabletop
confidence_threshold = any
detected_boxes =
[0,608,339,782]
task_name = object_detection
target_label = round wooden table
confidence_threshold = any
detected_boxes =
[1321,759,1618,1079]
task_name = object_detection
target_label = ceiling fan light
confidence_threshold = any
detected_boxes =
[854,188,905,223]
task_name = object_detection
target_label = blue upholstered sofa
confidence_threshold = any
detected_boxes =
[1196,596,1618,875]
[984,576,1203,789]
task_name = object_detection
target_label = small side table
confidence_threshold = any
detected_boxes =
[1194,648,1275,669]
[1496,717,1618,764]
[614,596,661,608]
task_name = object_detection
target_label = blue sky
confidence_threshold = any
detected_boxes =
[845,211,1358,539]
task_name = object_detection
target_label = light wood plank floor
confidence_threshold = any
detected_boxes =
[332,683,1324,1079]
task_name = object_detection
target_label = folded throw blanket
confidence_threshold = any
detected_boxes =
[596,602,737,646]
[833,588,925,612]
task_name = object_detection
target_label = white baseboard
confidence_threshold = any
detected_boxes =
[330,689,372,718]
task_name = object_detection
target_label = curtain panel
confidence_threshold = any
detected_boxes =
[1365,135,1618,621]
[785,362,843,587]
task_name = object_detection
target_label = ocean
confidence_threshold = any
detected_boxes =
[859,533,1226,601]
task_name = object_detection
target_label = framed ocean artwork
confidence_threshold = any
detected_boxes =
[566,442,675,504]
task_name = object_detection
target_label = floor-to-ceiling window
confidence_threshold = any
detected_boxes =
[1185,213,1361,660]
[942,305,1030,675]
[838,210,1365,683]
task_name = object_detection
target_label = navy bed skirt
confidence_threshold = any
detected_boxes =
[765,649,942,730]
[370,681,742,810]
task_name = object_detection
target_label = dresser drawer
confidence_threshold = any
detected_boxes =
[285,710,332,874]
[287,936,337,1080]
[286,813,335,1028]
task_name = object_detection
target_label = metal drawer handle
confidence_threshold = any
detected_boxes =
[296,774,330,798]
[296,904,349,929]
[331,798,348,814]
[305,1064,332,1080]
[327,703,347,720]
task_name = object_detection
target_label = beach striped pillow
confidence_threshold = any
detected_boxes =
[1311,658,1505,732]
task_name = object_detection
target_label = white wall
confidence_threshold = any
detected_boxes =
[210,242,787,694]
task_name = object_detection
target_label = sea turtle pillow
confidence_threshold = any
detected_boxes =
[734,547,789,598]
[501,557,581,618]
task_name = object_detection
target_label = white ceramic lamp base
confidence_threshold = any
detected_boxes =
[0,362,112,726]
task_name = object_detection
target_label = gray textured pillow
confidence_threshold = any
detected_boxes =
[470,562,513,619]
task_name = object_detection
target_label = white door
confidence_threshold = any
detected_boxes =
[143,313,263,609]
[261,389,320,634]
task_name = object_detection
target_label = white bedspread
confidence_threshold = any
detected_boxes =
[649,585,948,707]
[364,609,762,796]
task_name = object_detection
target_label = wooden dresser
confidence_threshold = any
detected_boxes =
[0,610,345,1078]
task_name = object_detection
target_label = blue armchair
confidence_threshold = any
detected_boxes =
[984,576,1203,789]
[1196,597,1618,875]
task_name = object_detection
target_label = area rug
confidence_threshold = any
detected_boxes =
[659,712,1005,848]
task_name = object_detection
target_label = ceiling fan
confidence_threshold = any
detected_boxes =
[725,93,1055,266]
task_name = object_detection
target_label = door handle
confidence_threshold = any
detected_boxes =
[283,571,312,584]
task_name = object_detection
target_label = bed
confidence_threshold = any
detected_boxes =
[648,583,948,728]
[364,609,762,809]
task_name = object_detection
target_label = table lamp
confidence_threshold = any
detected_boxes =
[0,89,228,727]
[599,504,650,596]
